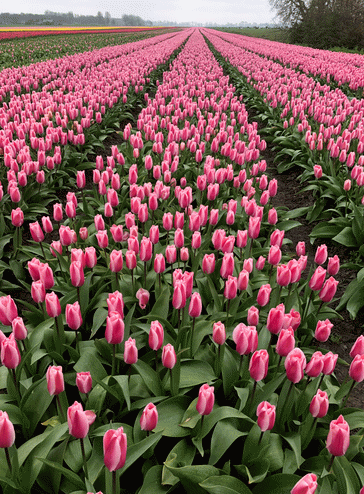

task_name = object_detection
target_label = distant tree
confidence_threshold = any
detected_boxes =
[269,0,364,48]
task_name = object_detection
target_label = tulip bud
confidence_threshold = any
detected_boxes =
[196,383,215,416]
[76,372,92,394]
[46,365,64,396]
[291,473,317,494]
[212,321,226,345]
[310,389,329,418]
[314,319,333,342]
[103,427,127,471]
[326,415,350,457]
[256,401,276,431]
[140,403,158,431]
[136,288,150,309]
[149,321,164,351]
[350,335,364,358]
[161,343,176,369]
[249,349,269,381]
[285,348,306,383]
[124,337,138,365]
[66,302,82,330]
[0,411,15,448]
[67,401,96,439]
[105,312,124,344]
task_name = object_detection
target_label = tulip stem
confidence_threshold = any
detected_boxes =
[10,368,20,404]
[112,470,117,494]
[56,394,66,422]
[342,379,356,408]
[112,344,116,377]
[5,447,12,473]
[80,437,89,480]
[258,430,264,445]
[328,454,335,472]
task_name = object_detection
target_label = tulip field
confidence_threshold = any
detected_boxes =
[1,25,364,494]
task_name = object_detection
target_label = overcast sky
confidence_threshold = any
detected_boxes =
[5,0,276,25]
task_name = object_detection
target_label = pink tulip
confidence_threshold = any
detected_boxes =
[196,383,215,415]
[249,349,269,381]
[305,351,324,378]
[318,277,339,303]
[350,335,364,358]
[12,317,27,341]
[276,327,295,357]
[76,372,92,394]
[124,337,138,365]
[140,403,158,431]
[349,354,364,382]
[46,365,64,396]
[322,351,338,375]
[67,401,96,439]
[310,389,329,418]
[103,427,127,471]
[291,473,317,494]
[256,284,271,307]
[314,319,333,342]
[212,321,226,345]
[0,411,15,448]
[109,250,123,273]
[161,343,176,369]
[66,302,82,330]
[149,321,164,351]
[105,312,124,344]
[107,291,124,318]
[267,305,285,335]
[308,266,326,291]
[0,295,18,326]
[285,348,306,383]
[326,415,350,457]
[256,401,276,431]
[202,253,215,274]
[1,336,21,369]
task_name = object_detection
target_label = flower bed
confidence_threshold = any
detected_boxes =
[0,27,363,494]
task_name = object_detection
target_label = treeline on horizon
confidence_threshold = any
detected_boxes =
[0,11,171,27]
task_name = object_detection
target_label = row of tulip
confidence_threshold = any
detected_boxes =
[0,27,363,494]
[0,28,175,71]
[202,28,364,317]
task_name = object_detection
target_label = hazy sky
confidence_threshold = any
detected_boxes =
[5,0,276,25]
